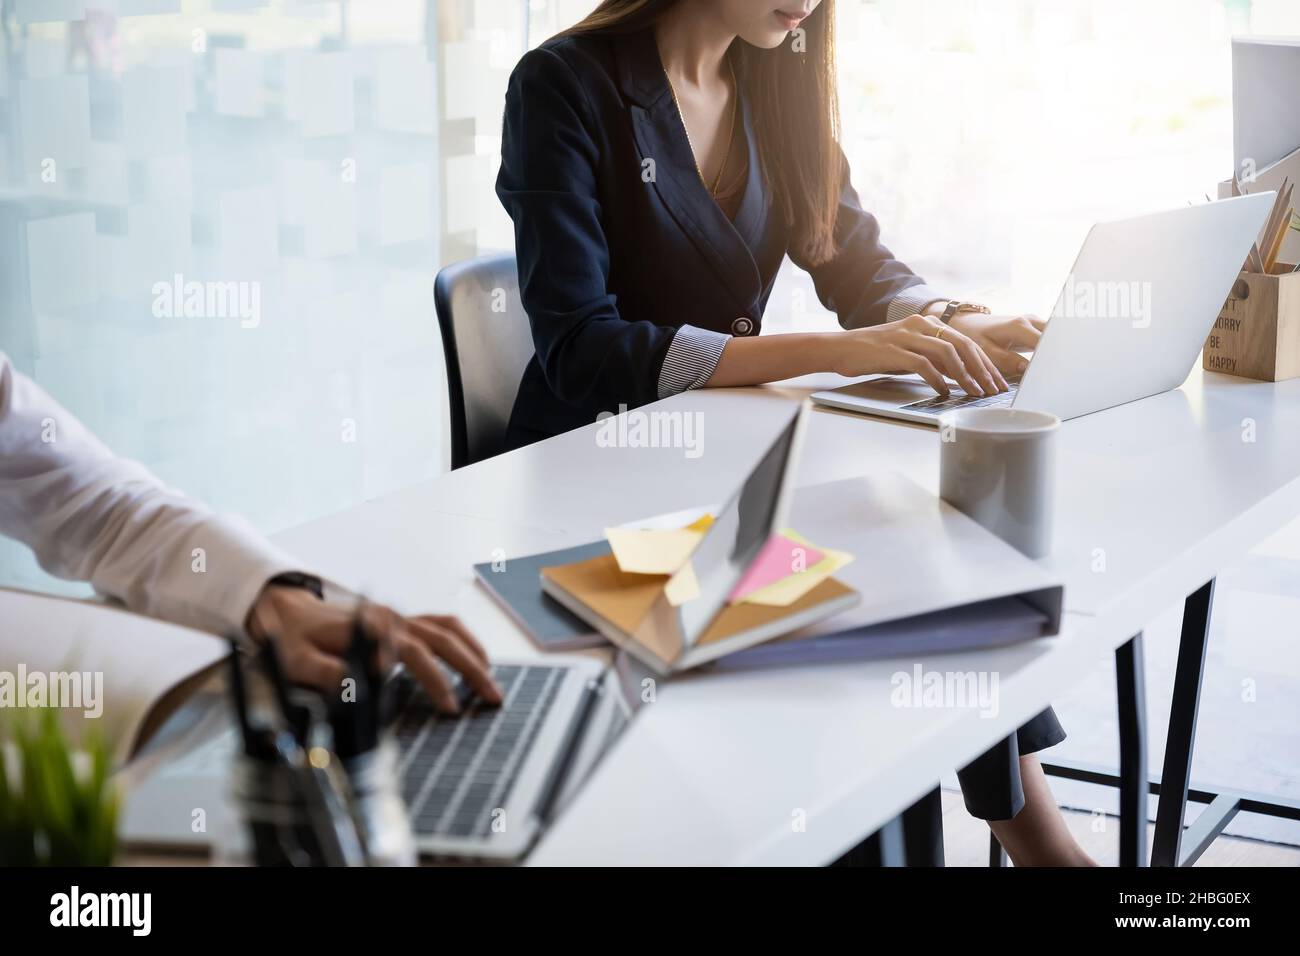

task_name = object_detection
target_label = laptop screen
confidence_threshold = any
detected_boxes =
[675,402,807,645]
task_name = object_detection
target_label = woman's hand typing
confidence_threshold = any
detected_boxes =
[832,313,1008,397]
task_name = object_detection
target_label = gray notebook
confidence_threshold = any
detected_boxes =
[473,542,613,651]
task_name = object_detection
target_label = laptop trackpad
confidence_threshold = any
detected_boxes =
[835,374,943,402]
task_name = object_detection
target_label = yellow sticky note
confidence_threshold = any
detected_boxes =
[605,526,702,575]
[683,514,714,533]
[663,560,700,606]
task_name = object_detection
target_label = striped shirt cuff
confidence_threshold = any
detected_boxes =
[657,324,731,399]
[886,284,947,324]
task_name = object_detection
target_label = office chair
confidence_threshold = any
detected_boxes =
[434,252,535,469]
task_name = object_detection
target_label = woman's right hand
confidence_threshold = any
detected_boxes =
[831,313,1008,397]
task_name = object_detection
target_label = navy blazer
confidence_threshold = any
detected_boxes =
[496,27,932,450]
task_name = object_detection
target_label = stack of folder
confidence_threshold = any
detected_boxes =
[475,473,1066,677]
[540,517,860,675]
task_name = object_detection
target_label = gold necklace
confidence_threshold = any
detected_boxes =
[663,59,738,197]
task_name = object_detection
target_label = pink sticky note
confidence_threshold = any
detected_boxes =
[727,534,825,603]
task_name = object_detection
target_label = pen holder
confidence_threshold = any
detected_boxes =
[1203,264,1300,381]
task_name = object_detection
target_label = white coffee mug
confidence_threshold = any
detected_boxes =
[938,407,1060,559]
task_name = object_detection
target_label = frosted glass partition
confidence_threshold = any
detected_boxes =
[0,0,531,593]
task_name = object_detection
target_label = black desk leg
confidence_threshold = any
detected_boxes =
[901,787,945,867]
[833,814,907,866]
[1115,633,1149,867]
[832,788,942,867]
[1152,578,1215,867]
[989,834,1007,867]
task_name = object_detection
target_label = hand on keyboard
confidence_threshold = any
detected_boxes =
[248,588,503,715]
[946,312,1046,379]
[834,314,1008,398]
[903,384,1019,412]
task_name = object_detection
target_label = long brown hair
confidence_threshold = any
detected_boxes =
[561,0,842,266]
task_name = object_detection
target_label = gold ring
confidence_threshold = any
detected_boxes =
[934,326,948,341]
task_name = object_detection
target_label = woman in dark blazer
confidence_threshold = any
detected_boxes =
[497,0,1090,866]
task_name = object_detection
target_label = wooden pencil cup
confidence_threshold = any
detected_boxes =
[1203,263,1300,381]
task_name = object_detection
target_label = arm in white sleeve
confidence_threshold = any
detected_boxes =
[656,325,731,399]
[0,352,305,638]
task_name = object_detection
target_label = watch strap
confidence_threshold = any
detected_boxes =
[939,300,992,324]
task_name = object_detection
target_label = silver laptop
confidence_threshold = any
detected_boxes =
[118,653,644,863]
[121,405,811,864]
[811,194,1275,425]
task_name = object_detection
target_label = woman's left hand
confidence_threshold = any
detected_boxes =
[946,312,1047,380]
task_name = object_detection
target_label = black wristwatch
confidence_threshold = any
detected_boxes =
[939,300,992,324]
[239,572,326,652]
[265,571,325,600]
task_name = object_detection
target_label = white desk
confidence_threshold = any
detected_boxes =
[272,367,1300,865]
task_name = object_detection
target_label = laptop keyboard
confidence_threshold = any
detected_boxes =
[394,664,566,839]
[901,383,1019,413]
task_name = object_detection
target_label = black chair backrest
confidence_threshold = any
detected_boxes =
[434,253,534,469]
